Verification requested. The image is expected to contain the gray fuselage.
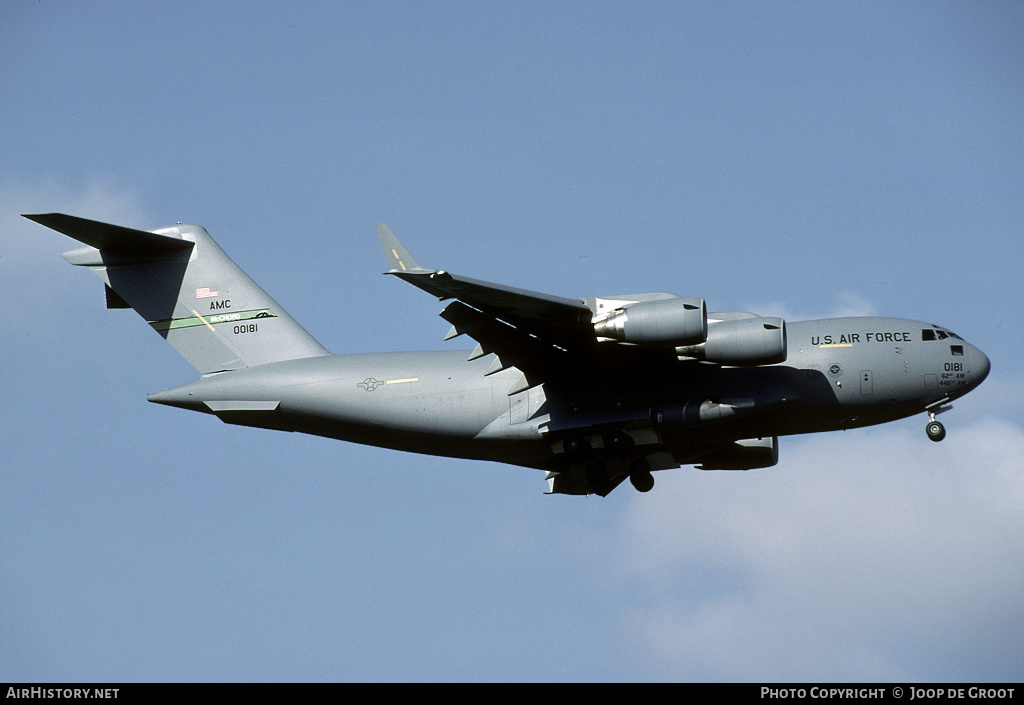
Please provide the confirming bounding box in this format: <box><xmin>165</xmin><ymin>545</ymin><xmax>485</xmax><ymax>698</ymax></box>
<box><xmin>149</xmin><ymin>316</ymin><xmax>990</xmax><ymax>473</ymax></box>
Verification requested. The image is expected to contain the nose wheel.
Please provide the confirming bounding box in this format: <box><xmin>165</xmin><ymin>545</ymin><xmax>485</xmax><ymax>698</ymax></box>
<box><xmin>924</xmin><ymin>399</ymin><xmax>952</xmax><ymax>442</ymax></box>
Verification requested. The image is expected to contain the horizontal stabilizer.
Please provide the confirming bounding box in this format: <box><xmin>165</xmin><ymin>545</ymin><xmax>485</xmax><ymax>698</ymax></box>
<box><xmin>23</xmin><ymin>213</ymin><xmax>194</xmax><ymax>255</ymax></box>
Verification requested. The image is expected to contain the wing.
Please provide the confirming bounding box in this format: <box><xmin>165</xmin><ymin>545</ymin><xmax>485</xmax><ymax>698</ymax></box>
<box><xmin>376</xmin><ymin>224</ymin><xmax>795</xmax><ymax>497</ymax></box>
<box><xmin>376</xmin><ymin>223</ymin><xmax>597</xmax><ymax>392</ymax></box>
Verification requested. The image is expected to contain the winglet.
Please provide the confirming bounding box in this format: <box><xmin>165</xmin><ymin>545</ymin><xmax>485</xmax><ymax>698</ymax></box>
<box><xmin>376</xmin><ymin>222</ymin><xmax>430</xmax><ymax>273</ymax></box>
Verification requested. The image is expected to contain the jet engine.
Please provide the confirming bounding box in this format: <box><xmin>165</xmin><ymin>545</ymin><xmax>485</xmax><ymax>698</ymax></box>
<box><xmin>697</xmin><ymin>437</ymin><xmax>779</xmax><ymax>470</ymax></box>
<box><xmin>676</xmin><ymin>316</ymin><xmax>787</xmax><ymax>366</ymax></box>
<box><xmin>593</xmin><ymin>297</ymin><xmax>707</xmax><ymax>346</ymax></box>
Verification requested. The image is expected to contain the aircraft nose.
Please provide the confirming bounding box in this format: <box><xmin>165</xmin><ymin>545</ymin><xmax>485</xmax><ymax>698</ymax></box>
<box><xmin>971</xmin><ymin>345</ymin><xmax>991</xmax><ymax>387</ymax></box>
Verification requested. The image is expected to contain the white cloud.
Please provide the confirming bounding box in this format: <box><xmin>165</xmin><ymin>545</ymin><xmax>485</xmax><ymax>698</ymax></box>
<box><xmin>612</xmin><ymin>416</ymin><xmax>1024</xmax><ymax>681</ymax></box>
<box><xmin>749</xmin><ymin>291</ymin><xmax>876</xmax><ymax>322</ymax></box>
<box><xmin>828</xmin><ymin>291</ymin><xmax>876</xmax><ymax>318</ymax></box>
<box><xmin>3</xmin><ymin>175</ymin><xmax>148</xmax><ymax>252</ymax></box>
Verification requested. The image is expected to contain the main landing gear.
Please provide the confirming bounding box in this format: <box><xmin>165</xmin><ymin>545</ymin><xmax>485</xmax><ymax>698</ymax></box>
<box><xmin>561</xmin><ymin>432</ymin><xmax>656</xmax><ymax>493</ymax></box>
<box><xmin>629</xmin><ymin>468</ymin><xmax>655</xmax><ymax>493</ymax></box>
<box><xmin>628</xmin><ymin>457</ymin><xmax>655</xmax><ymax>493</ymax></box>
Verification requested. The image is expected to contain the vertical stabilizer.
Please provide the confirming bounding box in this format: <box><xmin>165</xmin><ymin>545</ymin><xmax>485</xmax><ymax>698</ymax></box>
<box><xmin>26</xmin><ymin>213</ymin><xmax>330</xmax><ymax>373</ymax></box>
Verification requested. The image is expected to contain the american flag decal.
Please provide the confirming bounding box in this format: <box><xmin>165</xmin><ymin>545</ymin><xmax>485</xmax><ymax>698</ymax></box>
<box><xmin>196</xmin><ymin>287</ymin><xmax>218</xmax><ymax>299</ymax></box>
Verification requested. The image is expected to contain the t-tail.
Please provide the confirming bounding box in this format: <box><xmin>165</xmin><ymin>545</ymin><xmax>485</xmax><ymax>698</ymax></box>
<box><xmin>25</xmin><ymin>213</ymin><xmax>330</xmax><ymax>373</ymax></box>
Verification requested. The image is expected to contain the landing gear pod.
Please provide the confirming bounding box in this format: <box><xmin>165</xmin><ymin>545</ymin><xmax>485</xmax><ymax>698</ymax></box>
<box><xmin>697</xmin><ymin>437</ymin><xmax>779</xmax><ymax>470</ymax></box>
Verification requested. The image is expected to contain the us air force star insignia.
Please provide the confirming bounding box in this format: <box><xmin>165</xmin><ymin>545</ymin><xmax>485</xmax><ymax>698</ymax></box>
<box><xmin>358</xmin><ymin>377</ymin><xmax>384</xmax><ymax>391</ymax></box>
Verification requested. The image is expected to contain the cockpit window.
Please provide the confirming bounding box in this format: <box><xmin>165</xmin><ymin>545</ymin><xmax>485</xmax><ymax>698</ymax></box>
<box><xmin>922</xmin><ymin>327</ymin><xmax>962</xmax><ymax>342</ymax></box>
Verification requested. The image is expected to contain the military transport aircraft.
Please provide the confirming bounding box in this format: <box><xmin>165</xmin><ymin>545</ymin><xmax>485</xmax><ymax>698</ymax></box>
<box><xmin>26</xmin><ymin>213</ymin><xmax>990</xmax><ymax>496</ymax></box>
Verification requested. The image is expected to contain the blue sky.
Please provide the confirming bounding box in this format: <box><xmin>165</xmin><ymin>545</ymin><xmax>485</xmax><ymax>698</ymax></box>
<box><xmin>3</xmin><ymin>1</ymin><xmax>1023</xmax><ymax>682</ymax></box>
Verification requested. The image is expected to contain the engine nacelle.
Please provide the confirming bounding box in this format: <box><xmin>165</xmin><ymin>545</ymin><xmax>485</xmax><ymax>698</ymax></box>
<box><xmin>697</xmin><ymin>437</ymin><xmax>778</xmax><ymax>470</ymax></box>
<box><xmin>676</xmin><ymin>316</ymin><xmax>787</xmax><ymax>366</ymax></box>
<box><xmin>593</xmin><ymin>297</ymin><xmax>707</xmax><ymax>346</ymax></box>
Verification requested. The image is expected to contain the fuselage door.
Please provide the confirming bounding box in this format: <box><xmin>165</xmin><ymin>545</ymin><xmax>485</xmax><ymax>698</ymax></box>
<box><xmin>860</xmin><ymin>370</ymin><xmax>873</xmax><ymax>395</ymax></box>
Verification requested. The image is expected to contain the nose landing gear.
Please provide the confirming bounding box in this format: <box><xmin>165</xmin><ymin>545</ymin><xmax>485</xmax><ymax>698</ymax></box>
<box><xmin>924</xmin><ymin>399</ymin><xmax>952</xmax><ymax>442</ymax></box>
